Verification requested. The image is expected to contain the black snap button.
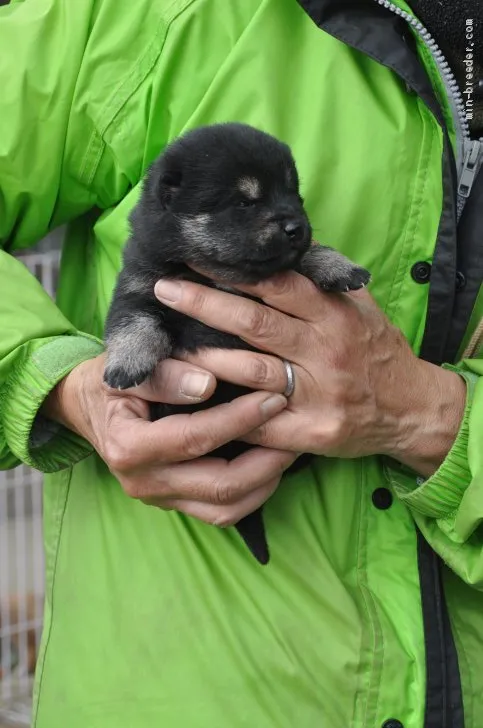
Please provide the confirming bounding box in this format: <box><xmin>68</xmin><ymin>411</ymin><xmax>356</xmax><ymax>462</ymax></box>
<box><xmin>372</xmin><ymin>488</ymin><xmax>393</xmax><ymax>510</ymax></box>
<box><xmin>382</xmin><ymin>721</ymin><xmax>404</xmax><ymax>728</ymax></box>
<box><xmin>411</xmin><ymin>261</ymin><xmax>431</xmax><ymax>283</ymax></box>
<box><xmin>456</xmin><ymin>271</ymin><xmax>466</xmax><ymax>291</ymax></box>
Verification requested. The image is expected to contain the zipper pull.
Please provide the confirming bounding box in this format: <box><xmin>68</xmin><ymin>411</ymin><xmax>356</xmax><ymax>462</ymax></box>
<box><xmin>458</xmin><ymin>139</ymin><xmax>482</xmax><ymax>199</ymax></box>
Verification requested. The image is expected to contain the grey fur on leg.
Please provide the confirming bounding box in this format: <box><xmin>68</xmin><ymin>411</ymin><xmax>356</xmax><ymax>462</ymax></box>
<box><xmin>300</xmin><ymin>245</ymin><xmax>371</xmax><ymax>292</ymax></box>
<box><xmin>104</xmin><ymin>313</ymin><xmax>172</xmax><ymax>390</ymax></box>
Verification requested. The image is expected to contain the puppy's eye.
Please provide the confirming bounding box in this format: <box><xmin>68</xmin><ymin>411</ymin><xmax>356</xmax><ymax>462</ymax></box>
<box><xmin>237</xmin><ymin>199</ymin><xmax>256</xmax><ymax>209</ymax></box>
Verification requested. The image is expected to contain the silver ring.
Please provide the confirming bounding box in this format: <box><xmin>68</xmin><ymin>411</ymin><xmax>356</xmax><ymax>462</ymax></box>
<box><xmin>282</xmin><ymin>359</ymin><xmax>295</xmax><ymax>397</ymax></box>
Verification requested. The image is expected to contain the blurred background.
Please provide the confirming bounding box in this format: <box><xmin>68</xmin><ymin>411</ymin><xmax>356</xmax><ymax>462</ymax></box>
<box><xmin>0</xmin><ymin>231</ymin><xmax>62</xmax><ymax>727</ymax></box>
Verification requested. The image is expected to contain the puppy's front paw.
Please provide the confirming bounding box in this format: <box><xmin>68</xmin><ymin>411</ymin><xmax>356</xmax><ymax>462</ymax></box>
<box><xmin>103</xmin><ymin>313</ymin><xmax>172</xmax><ymax>390</ymax></box>
<box><xmin>103</xmin><ymin>363</ymin><xmax>153</xmax><ymax>390</ymax></box>
<box><xmin>325</xmin><ymin>265</ymin><xmax>371</xmax><ymax>293</ymax></box>
<box><xmin>300</xmin><ymin>246</ymin><xmax>371</xmax><ymax>293</ymax></box>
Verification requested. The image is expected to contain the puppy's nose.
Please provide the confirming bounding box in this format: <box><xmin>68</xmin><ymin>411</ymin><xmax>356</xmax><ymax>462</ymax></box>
<box><xmin>283</xmin><ymin>219</ymin><xmax>304</xmax><ymax>244</ymax></box>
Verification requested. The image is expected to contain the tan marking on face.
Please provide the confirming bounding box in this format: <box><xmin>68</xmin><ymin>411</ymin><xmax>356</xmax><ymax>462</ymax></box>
<box><xmin>238</xmin><ymin>177</ymin><xmax>262</xmax><ymax>200</ymax></box>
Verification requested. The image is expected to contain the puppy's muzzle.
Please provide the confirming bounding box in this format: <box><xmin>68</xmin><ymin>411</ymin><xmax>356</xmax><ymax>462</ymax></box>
<box><xmin>276</xmin><ymin>214</ymin><xmax>311</xmax><ymax>254</ymax></box>
<box><xmin>283</xmin><ymin>218</ymin><xmax>306</xmax><ymax>246</ymax></box>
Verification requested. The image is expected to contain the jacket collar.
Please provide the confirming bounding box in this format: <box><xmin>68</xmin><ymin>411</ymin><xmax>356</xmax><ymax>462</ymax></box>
<box><xmin>296</xmin><ymin>0</ymin><xmax>441</xmax><ymax>123</ymax></box>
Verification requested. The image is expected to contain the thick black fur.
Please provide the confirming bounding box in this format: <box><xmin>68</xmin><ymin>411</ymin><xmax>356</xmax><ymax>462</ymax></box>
<box><xmin>104</xmin><ymin>123</ymin><xmax>370</xmax><ymax>565</ymax></box>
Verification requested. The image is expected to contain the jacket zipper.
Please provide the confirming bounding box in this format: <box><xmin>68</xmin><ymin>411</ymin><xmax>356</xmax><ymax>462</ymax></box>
<box><xmin>375</xmin><ymin>0</ymin><xmax>483</xmax><ymax>219</ymax></box>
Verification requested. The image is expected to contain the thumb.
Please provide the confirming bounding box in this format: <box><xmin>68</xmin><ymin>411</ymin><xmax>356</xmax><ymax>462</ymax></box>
<box><xmin>110</xmin><ymin>358</ymin><xmax>217</xmax><ymax>405</ymax></box>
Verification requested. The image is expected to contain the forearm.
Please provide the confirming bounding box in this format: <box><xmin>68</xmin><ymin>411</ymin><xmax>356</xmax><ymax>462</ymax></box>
<box><xmin>41</xmin><ymin>363</ymin><xmax>88</xmax><ymax>438</ymax></box>
<box><xmin>386</xmin><ymin>361</ymin><xmax>467</xmax><ymax>478</ymax></box>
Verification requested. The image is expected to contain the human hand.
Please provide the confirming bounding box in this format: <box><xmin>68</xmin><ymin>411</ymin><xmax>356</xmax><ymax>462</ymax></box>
<box><xmin>154</xmin><ymin>273</ymin><xmax>466</xmax><ymax>477</ymax></box>
<box><xmin>42</xmin><ymin>354</ymin><xmax>295</xmax><ymax>525</ymax></box>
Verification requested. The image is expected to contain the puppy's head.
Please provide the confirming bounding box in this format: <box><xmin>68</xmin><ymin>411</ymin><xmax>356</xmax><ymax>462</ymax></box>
<box><xmin>143</xmin><ymin>123</ymin><xmax>312</xmax><ymax>282</ymax></box>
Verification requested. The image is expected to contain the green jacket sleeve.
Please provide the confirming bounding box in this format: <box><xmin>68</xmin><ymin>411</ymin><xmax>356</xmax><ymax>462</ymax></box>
<box><xmin>0</xmin><ymin>0</ymin><xmax>113</xmax><ymax>472</ymax></box>
<box><xmin>386</xmin><ymin>353</ymin><xmax>483</xmax><ymax>589</ymax></box>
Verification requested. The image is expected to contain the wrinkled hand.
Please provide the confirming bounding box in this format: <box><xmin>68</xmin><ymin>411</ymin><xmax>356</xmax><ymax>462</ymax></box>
<box><xmin>154</xmin><ymin>273</ymin><xmax>466</xmax><ymax>477</ymax></box>
<box><xmin>42</xmin><ymin>354</ymin><xmax>295</xmax><ymax>525</ymax></box>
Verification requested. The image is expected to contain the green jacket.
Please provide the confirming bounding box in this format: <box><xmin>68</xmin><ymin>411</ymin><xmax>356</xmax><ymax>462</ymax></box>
<box><xmin>1</xmin><ymin>0</ymin><xmax>483</xmax><ymax>726</ymax></box>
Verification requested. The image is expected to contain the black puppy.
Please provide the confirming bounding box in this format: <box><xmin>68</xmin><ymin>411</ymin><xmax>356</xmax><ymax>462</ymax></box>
<box><xmin>104</xmin><ymin>123</ymin><xmax>370</xmax><ymax>564</ymax></box>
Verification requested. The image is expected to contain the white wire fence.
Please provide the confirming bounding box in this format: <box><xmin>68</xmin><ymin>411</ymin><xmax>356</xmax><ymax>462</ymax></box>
<box><xmin>0</xmin><ymin>249</ymin><xmax>61</xmax><ymax>726</ymax></box>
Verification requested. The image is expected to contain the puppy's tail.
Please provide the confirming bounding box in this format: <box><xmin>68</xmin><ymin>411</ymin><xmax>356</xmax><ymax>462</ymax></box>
<box><xmin>235</xmin><ymin>508</ymin><xmax>269</xmax><ymax>565</ymax></box>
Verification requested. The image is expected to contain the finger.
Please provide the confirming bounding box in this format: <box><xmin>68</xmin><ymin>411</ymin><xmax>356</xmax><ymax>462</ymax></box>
<box><xmin>188</xmin><ymin>263</ymin><xmax>328</xmax><ymax>322</ymax></box>
<box><xmin>112</xmin><ymin>358</ymin><xmax>216</xmax><ymax>404</ymax></box>
<box><xmin>132</xmin><ymin>446</ymin><xmax>295</xmax><ymax>505</ymax></box>
<box><xmin>234</xmin><ymin>270</ymin><xmax>329</xmax><ymax>321</ymax></box>
<box><xmin>180</xmin><ymin>349</ymin><xmax>289</xmax><ymax>394</ymax></box>
<box><xmin>236</xmin><ymin>274</ymin><xmax>379</xmax><ymax>329</ymax></box>
<box><xmin>166</xmin><ymin>478</ymin><xmax>280</xmax><ymax>527</ymax></box>
<box><xmin>164</xmin><ymin>440</ymin><xmax>296</xmax><ymax>510</ymax></box>
<box><xmin>154</xmin><ymin>279</ymin><xmax>307</xmax><ymax>360</ymax></box>
<box><xmin>240</xmin><ymin>410</ymin><xmax>321</xmax><ymax>452</ymax></box>
<box><xmin>108</xmin><ymin>390</ymin><xmax>288</xmax><ymax>468</ymax></box>
<box><xmin>162</xmin><ymin>445</ymin><xmax>295</xmax><ymax>504</ymax></box>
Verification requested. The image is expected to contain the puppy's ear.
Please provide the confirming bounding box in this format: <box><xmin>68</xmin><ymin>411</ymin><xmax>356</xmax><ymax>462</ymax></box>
<box><xmin>157</xmin><ymin>165</ymin><xmax>182</xmax><ymax>209</ymax></box>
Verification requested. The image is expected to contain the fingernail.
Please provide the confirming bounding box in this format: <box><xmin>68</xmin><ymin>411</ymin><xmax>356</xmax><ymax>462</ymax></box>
<box><xmin>155</xmin><ymin>280</ymin><xmax>182</xmax><ymax>303</ymax></box>
<box><xmin>259</xmin><ymin>393</ymin><xmax>287</xmax><ymax>417</ymax></box>
<box><xmin>180</xmin><ymin>372</ymin><xmax>212</xmax><ymax>399</ymax></box>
